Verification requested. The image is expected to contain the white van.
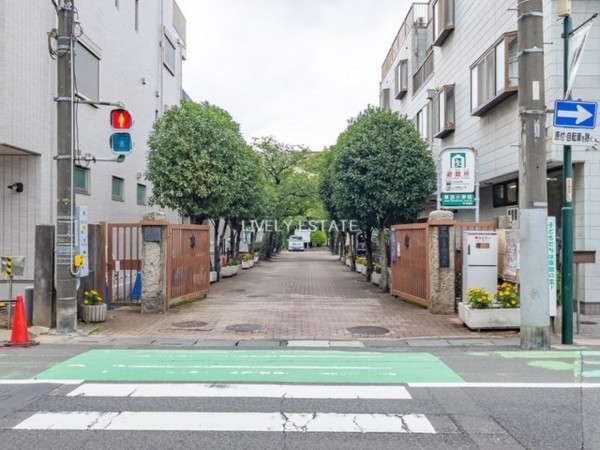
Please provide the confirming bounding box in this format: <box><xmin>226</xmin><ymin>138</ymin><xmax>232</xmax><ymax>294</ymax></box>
<box><xmin>288</xmin><ymin>235</ymin><xmax>304</xmax><ymax>251</ymax></box>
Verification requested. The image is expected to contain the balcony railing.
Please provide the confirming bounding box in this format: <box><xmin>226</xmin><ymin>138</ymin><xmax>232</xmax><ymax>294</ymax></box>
<box><xmin>381</xmin><ymin>3</ymin><xmax>429</xmax><ymax>79</ymax></box>
<box><xmin>413</xmin><ymin>51</ymin><xmax>434</xmax><ymax>94</ymax></box>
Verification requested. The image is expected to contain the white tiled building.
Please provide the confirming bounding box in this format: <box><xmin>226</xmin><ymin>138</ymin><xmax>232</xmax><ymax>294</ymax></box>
<box><xmin>0</xmin><ymin>0</ymin><xmax>186</xmax><ymax>297</ymax></box>
<box><xmin>380</xmin><ymin>0</ymin><xmax>600</xmax><ymax>313</ymax></box>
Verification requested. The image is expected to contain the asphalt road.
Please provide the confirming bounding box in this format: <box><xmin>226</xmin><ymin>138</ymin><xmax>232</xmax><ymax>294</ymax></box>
<box><xmin>1</xmin><ymin>345</ymin><xmax>599</xmax><ymax>449</ymax></box>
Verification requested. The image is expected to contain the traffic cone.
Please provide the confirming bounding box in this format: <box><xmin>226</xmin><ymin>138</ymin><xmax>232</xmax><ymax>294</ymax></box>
<box><xmin>4</xmin><ymin>295</ymin><xmax>39</xmax><ymax>347</ymax></box>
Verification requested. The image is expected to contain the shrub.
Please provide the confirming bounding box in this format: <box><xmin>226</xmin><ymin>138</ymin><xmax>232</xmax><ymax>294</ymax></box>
<box><xmin>373</xmin><ymin>263</ymin><xmax>382</xmax><ymax>274</ymax></box>
<box><xmin>311</xmin><ymin>230</ymin><xmax>327</xmax><ymax>247</ymax></box>
<box><xmin>495</xmin><ymin>282</ymin><xmax>520</xmax><ymax>308</ymax></box>
<box><xmin>226</xmin><ymin>258</ymin><xmax>238</xmax><ymax>267</ymax></box>
<box><xmin>467</xmin><ymin>287</ymin><xmax>492</xmax><ymax>309</ymax></box>
<box><xmin>242</xmin><ymin>253</ymin><xmax>253</xmax><ymax>262</ymax></box>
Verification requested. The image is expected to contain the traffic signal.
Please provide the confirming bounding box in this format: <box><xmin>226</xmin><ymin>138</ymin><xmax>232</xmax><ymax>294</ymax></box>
<box><xmin>109</xmin><ymin>109</ymin><xmax>132</xmax><ymax>154</ymax></box>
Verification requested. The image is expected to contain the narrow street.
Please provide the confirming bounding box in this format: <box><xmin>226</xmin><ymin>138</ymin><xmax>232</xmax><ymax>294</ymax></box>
<box><xmin>91</xmin><ymin>249</ymin><xmax>487</xmax><ymax>341</ymax></box>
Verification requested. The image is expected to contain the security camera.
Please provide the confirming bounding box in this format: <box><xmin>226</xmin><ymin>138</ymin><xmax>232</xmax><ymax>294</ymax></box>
<box><xmin>116</xmin><ymin>155</ymin><xmax>126</xmax><ymax>163</ymax></box>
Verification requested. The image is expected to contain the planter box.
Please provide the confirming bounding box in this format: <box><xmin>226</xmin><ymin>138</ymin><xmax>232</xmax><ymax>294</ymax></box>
<box><xmin>356</xmin><ymin>263</ymin><xmax>364</xmax><ymax>273</ymax></box>
<box><xmin>210</xmin><ymin>271</ymin><xmax>217</xmax><ymax>283</ymax></box>
<box><xmin>360</xmin><ymin>265</ymin><xmax>367</xmax><ymax>276</ymax></box>
<box><xmin>345</xmin><ymin>258</ymin><xmax>351</xmax><ymax>267</ymax></box>
<box><xmin>458</xmin><ymin>302</ymin><xmax>520</xmax><ymax>330</ymax></box>
<box><xmin>242</xmin><ymin>260</ymin><xmax>252</xmax><ymax>269</ymax></box>
<box><xmin>81</xmin><ymin>304</ymin><xmax>107</xmax><ymax>323</ymax></box>
<box><xmin>254</xmin><ymin>256</ymin><xmax>259</xmax><ymax>263</ymax></box>
<box><xmin>221</xmin><ymin>266</ymin><xmax>237</xmax><ymax>278</ymax></box>
<box><xmin>371</xmin><ymin>272</ymin><xmax>381</xmax><ymax>285</ymax></box>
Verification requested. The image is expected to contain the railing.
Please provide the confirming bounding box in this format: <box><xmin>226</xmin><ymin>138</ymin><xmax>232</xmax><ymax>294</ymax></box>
<box><xmin>381</xmin><ymin>3</ymin><xmax>429</xmax><ymax>78</ymax></box>
<box><xmin>413</xmin><ymin>50</ymin><xmax>434</xmax><ymax>94</ymax></box>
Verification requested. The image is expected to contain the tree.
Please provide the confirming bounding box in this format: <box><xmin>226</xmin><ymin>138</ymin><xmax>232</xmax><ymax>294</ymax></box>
<box><xmin>329</xmin><ymin>106</ymin><xmax>436</xmax><ymax>290</ymax></box>
<box><xmin>146</xmin><ymin>100</ymin><xmax>249</xmax><ymax>278</ymax></box>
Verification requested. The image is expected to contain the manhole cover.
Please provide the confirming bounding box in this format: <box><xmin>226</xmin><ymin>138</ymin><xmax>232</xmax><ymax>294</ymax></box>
<box><xmin>247</xmin><ymin>294</ymin><xmax>270</xmax><ymax>298</ymax></box>
<box><xmin>228</xmin><ymin>289</ymin><xmax>246</xmax><ymax>293</ymax></box>
<box><xmin>580</xmin><ymin>321</ymin><xmax>598</xmax><ymax>325</ymax></box>
<box><xmin>226</xmin><ymin>323</ymin><xmax>265</xmax><ymax>332</ymax></box>
<box><xmin>347</xmin><ymin>326</ymin><xmax>390</xmax><ymax>336</ymax></box>
<box><xmin>172</xmin><ymin>321</ymin><xmax>208</xmax><ymax>328</ymax></box>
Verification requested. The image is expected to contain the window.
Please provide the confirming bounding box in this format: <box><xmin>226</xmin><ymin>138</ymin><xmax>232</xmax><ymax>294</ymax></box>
<box><xmin>416</xmin><ymin>104</ymin><xmax>430</xmax><ymax>141</ymax></box>
<box><xmin>135</xmin><ymin>0</ymin><xmax>139</xmax><ymax>31</ymax></box>
<box><xmin>163</xmin><ymin>33</ymin><xmax>176</xmax><ymax>75</ymax></box>
<box><xmin>74</xmin><ymin>166</ymin><xmax>90</xmax><ymax>194</ymax></box>
<box><xmin>470</xmin><ymin>32</ymin><xmax>518</xmax><ymax>116</ymax></box>
<box><xmin>493</xmin><ymin>179</ymin><xmax>518</xmax><ymax>208</ymax></box>
<box><xmin>433</xmin><ymin>84</ymin><xmax>455</xmax><ymax>138</ymax></box>
<box><xmin>112</xmin><ymin>176</ymin><xmax>124</xmax><ymax>201</ymax></box>
<box><xmin>137</xmin><ymin>184</ymin><xmax>146</xmax><ymax>206</ymax></box>
<box><xmin>74</xmin><ymin>42</ymin><xmax>100</xmax><ymax>100</ymax></box>
<box><xmin>380</xmin><ymin>88</ymin><xmax>390</xmax><ymax>110</ymax></box>
<box><xmin>433</xmin><ymin>0</ymin><xmax>455</xmax><ymax>46</ymax></box>
<box><xmin>395</xmin><ymin>59</ymin><xmax>408</xmax><ymax>99</ymax></box>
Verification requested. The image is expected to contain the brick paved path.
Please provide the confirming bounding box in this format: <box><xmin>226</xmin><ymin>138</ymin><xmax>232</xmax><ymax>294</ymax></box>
<box><xmin>90</xmin><ymin>249</ymin><xmax>500</xmax><ymax>341</ymax></box>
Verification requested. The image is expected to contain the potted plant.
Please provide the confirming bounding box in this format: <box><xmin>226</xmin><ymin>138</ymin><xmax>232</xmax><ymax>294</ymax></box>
<box><xmin>221</xmin><ymin>258</ymin><xmax>239</xmax><ymax>277</ymax></box>
<box><xmin>458</xmin><ymin>285</ymin><xmax>520</xmax><ymax>330</ymax></box>
<box><xmin>355</xmin><ymin>257</ymin><xmax>365</xmax><ymax>273</ymax></box>
<box><xmin>242</xmin><ymin>253</ymin><xmax>253</xmax><ymax>269</ymax></box>
<box><xmin>81</xmin><ymin>290</ymin><xmax>107</xmax><ymax>323</ymax></box>
<box><xmin>345</xmin><ymin>252</ymin><xmax>352</xmax><ymax>267</ymax></box>
<box><xmin>371</xmin><ymin>263</ymin><xmax>382</xmax><ymax>285</ymax></box>
<box><xmin>253</xmin><ymin>251</ymin><xmax>260</xmax><ymax>263</ymax></box>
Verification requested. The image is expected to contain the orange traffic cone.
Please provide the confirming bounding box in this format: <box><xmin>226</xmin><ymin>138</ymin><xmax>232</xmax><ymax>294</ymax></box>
<box><xmin>4</xmin><ymin>295</ymin><xmax>39</xmax><ymax>347</ymax></box>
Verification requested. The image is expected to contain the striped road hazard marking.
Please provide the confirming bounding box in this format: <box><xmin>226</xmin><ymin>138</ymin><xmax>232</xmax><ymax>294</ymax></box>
<box><xmin>67</xmin><ymin>383</ymin><xmax>412</xmax><ymax>399</ymax></box>
<box><xmin>14</xmin><ymin>411</ymin><xmax>436</xmax><ymax>433</ymax></box>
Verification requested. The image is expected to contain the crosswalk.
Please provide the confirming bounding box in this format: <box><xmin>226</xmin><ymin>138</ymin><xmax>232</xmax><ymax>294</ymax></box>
<box><xmin>12</xmin><ymin>382</ymin><xmax>437</xmax><ymax>434</ymax></box>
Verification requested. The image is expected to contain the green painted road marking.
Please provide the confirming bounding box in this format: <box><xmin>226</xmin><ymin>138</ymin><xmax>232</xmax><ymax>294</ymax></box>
<box><xmin>32</xmin><ymin>350</ymin><xmax>464</xmax><ymax>384</ymax></box>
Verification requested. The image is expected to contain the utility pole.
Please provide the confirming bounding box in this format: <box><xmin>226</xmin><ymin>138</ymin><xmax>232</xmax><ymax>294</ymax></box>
<box><xmin>55</xmin><ymin>0</ymin><xmax>78</xmax><ymax>333</ymax></box>
<box><xmin>517</xmin><ymin>0</ymin><xmax>550</xmax><ymax>349</ymax></box>
<box><xmin>560</xmin><ymin>5</ymin><xmax>574</xmax><ymax>345</ymax></box>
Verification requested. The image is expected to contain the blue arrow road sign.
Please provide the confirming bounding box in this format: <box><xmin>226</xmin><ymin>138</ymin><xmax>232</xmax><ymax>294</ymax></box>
<box><xmin>554</xmin><ymin>100</ymin><xmax>597</xmax><ymax>129</ymax></box>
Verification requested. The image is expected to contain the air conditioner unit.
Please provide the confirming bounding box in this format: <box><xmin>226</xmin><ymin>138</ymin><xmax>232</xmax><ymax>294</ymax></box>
<box><xmin>507</xmin><ymin>207</ymin><xmax>519</xmax><ymax>229</ymax></box>
<box><xmin>426</xmin><ymin>89</ymin><xmax>436</xmax><ymax>100</ymax></box>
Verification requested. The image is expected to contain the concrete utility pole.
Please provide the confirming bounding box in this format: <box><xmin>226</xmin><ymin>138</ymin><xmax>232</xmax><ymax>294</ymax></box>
<box><xmin>55</xmin><ymin>0</ymin><xmax>78</xmax><ymax>333</ymax></box>
<box><xmin>517</xmin><ymin>0</ymin><xmax>550</xmax><ymax>349</ymax></box>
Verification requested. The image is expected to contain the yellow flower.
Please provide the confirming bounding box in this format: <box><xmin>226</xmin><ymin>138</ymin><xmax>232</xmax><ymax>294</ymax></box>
<box><xmin>511</xmin><ymin>300</ymin><xmax>516</xmax><ymax>305</ymax></box>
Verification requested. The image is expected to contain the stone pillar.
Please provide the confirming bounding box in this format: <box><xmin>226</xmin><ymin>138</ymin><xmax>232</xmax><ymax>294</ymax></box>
<box><xmin>428</xmin><ymin>210</ymin><xmax>455</xmax><ymax>315</ymax></box>
<box><xmin>33</xmin><ymin>225</ymin><xmax>56</xmax><ymax>327</ymax></box>
<box><xmin>141</xmin><ymin>212</ymin><xmax>169</xmax><ymax>314</ymax></box>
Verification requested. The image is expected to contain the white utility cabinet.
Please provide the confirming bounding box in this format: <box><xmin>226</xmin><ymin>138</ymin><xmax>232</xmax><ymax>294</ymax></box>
<box><xmin>462</xmin><ymin>231</ymin><xmax>498</xmax><ymax>301</ymax></box>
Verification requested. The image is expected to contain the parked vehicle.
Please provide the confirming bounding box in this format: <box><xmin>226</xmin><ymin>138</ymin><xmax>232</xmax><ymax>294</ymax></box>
<box><xmin>288</xmin><ymin>235</ymin><xmax>304</xmax><ymax>252</ymax></box>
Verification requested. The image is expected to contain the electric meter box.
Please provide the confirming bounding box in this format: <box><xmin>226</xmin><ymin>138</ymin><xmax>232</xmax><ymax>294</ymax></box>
<box><xmin>462</xmin><ymin>231</ymin><xmax>498</xmax><ymax>302</ymax></box>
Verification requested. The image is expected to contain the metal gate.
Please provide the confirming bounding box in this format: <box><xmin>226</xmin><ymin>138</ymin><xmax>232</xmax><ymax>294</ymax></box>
<box><xmin>166</xmin><ymin>224</ymin><xmax>210</xmax><ymax>304</ymax></box>
<box><xmin>391</xmin><ymin>223</ymin><xmax>429</xmax><ymax>307</ymax></box>
<box><xmin>106</xmin><ymin>223</ymin><xmax>142</xmax><ymax>304</ymax></box>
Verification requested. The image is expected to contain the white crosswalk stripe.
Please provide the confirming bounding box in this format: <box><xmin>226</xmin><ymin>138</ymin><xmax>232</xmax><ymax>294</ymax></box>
<box><xmin>12</xmin><ymin>382</ymin><xmax>437</xmax><ymax>434</ymax></box>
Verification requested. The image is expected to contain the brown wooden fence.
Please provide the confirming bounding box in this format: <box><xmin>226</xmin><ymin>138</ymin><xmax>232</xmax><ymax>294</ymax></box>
<box><xmin>166</xmin><ymin>224</ymin><xmax>210</xmax><ymax>305</ymax></box>
<box><xmin>391</xmin><ymin>223</ymin><xmax>430</xmax><ymax>307</ymax></box>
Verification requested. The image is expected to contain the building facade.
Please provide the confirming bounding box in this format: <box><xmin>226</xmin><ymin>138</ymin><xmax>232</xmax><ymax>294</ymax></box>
<box><xmin>380</xmin><ymin>0</ymin><xmax>600</xmax><ymax>313</ymax></box>
<box><xmin>0</xmin><ymin>0</ymin><xmax>186</xmax><ymax>297</ymax></box>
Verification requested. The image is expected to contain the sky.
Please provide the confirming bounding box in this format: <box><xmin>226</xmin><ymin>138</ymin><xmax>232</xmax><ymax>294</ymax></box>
<box><xmin>176</xmin><ymin>0</ymin><xmax>412</xmax><ymax>151</ymax></box>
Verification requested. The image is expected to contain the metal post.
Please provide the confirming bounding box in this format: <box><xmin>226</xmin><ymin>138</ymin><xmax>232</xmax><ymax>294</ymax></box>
<box><xmin>517</xmin><ymin>0</ymin><xmax>550</xmax><ymax>349</ymax></box>
<box><xmin>55</xmin><ymin>1</ymin><xmax>78</xmax><ymax>333</ymax></box>
<box><xmin>561</xmin><ymin>14</ymin><xmax>574</xmax><ymax>345</ymax></box>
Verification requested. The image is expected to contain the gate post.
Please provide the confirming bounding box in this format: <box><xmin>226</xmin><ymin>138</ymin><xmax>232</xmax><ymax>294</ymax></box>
<box><xmin>141</xmin><ymin>212</ymin><xmax>169</xmax><ymax>314</ymax></box>
<box><xmin>428</xmin><ymin>211</ymin><xmax>455</xmax><ymax>314</ymax></box>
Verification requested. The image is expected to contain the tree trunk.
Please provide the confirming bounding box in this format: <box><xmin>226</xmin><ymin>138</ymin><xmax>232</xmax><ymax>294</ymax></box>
<box><xmin>229</xmin><ymin>226</ymin><xmax>236</xmax><ymax>259</ymax></box>
<box><xmin>235</xmin><ymin>226</ymin><xmax>242</xmax><ymax>257</ymax></box>
<box><xmin>365</xmin><ymin>227</ymin><xmax>373</xmax><ymax>279</ymax></box>
<box><xmin>329</xmin><ymin>231</ymin><xmax>335</xmax><ymax>254</ymax></box>
<box><xmin>380</xmin><ymin>226</ymin><xmax>390</xmax><ymax>292</ymax></box>
<box><xmin>350</xmin><ymin>233</ymin><xmax>356</xmax><ymax>271</ymax></box>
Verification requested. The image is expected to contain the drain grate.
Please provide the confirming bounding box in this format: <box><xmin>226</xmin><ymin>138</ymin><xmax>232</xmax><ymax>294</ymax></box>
<box><xmin>172</xmin><ymin>321</ymin><xmax>208</xmax><ymax>328</ymax></box>
<box><xmin>226</xmin><ymin>323</ymin><xmax>265</xmax><ymax>332</ymax></box>
<box><xmin>227</xmin><ymin>289</ymin><xmax>246</xmax><ymax>293</ymax></box>
<box><xmin>247</xmin><ymin>294</ymin><xmax>271</xmax><ymax>298</ymax></box>
<box><xmin>347</xmin><ymin>326</ymin><xmax>390</xmax><ymax>336</ymax></box>
<box><xmin>580</xmin><ymin>321</ymin><xmax>598</xmax><ymax>325</ymax></box>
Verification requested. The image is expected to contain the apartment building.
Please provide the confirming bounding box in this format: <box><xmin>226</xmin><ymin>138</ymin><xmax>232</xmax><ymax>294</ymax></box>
<box><xmin>380</xmin><ymin>0</ymin><xmax>600</xmax><ymax>313</ymax></box>
<box><xmin>0</xmin><ymin>0</ymin><xmax>186</xmax><ymax>297</ymax></box>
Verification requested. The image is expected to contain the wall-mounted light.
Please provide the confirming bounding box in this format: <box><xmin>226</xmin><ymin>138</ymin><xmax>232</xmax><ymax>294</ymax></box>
<box><xmin>7</xmin><ymin>182</ymin><xmax>23</xmax><ymax>193</ymax></box>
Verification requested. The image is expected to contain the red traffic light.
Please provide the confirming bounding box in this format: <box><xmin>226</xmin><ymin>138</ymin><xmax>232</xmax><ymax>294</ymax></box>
<box><xmin>110</xmin><ymin>109</ymin><xmax>132</xmax><ymax>129</ymax></box>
